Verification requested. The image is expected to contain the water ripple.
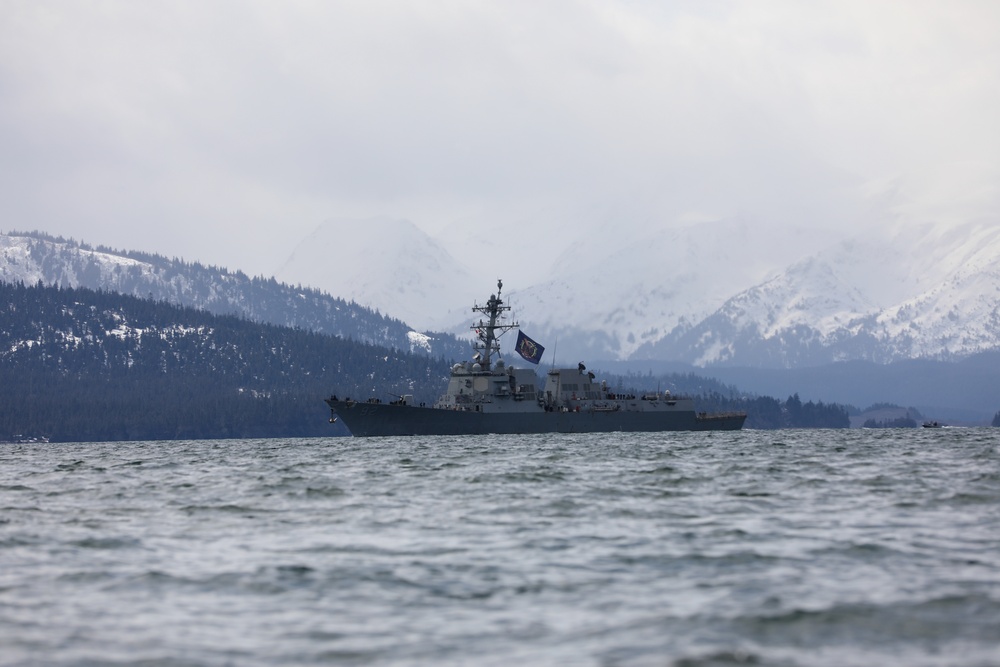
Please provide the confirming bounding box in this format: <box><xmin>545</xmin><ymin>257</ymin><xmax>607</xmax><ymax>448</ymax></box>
<box><xmin>1</xmin><ymin>429</ymin><xmax>998</xmax><ymax>666</ymax></box>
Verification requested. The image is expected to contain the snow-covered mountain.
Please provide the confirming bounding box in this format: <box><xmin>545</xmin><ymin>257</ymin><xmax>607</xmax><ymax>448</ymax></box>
<box><xmin>637</xmin><ymin>221</ymin><xmax>1000</xmax><ymax>366</ymax></box>
<box><xmin>873</xmin><ymin>223</ymin><xmax>1000</xmax><ymax>357</ymax></box>
<box><xmin>272</xmin><ymin>216</ymin><xmax>845</xmax><ymax>362</ymax></box>
<box><xmin>274</xmin><ymin>217</ymin><xmax>480</xmax><ymax>331</ymax></box>
<box><xmin>273</xmin><ymin>216</ymin><xmax>1000</xmax><ymax>368</ymax></box>
<box><xmin>503</xmin><ymin>218</ymin><xmax>839</xmax><ymax>363</ymax></box>
<box><xmin>0</xmin><ymin>231</ymin><xmax>468</xmax><ymax>359</ymax></box>
<box><xmin>7</xmin><ymin>212</ymin><xmax>1000</xmax><ymax>370</ymax></box>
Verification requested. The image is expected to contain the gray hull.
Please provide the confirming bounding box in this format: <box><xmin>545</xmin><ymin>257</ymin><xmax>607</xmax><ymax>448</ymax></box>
<box><xmin>327</xmin><ymin>400</ymin><xmax>746</xmax><ymax>437</ymax></box>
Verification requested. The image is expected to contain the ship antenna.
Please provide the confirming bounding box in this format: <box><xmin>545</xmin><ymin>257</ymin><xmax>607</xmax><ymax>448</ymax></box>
<box><xmin>470</xmin><ymin>277</ymin><xmax>517</xmax><ymax>369</ymax></box>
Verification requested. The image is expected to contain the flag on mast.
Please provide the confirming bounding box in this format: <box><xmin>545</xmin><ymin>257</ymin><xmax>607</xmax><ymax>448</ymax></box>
<box><xmin>515</xmin><ymin>330</ymin><xmax>545</xmax><ymax>364</ymax></box>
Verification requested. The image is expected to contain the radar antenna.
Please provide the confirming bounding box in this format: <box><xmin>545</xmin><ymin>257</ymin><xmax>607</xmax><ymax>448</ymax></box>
<box><xmin>470</xmin><ymin>279</ymin><xmax>518</xmax><ymax>369</ymax></box>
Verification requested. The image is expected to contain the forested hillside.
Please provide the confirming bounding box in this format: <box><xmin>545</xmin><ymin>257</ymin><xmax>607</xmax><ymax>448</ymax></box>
<box><xmin>1</xmin><ymin>281</ymin><xmax>850</xmax><ymax>441</ymax></box>
<box><xmin>0</xmin><ymin>281</ymin><xmax>451</xmax><ymax>441</ymax></box>
<box><xmin>1</xmin><ymin>231</ymin><xmax>468</xmax><ymax>360</ymax></box>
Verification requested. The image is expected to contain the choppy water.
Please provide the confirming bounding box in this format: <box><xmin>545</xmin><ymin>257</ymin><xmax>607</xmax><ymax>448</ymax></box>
<box><xmin>2</xmin><ymin>429</ymin><xmax>999</xmax><ymax>666</ymax></box>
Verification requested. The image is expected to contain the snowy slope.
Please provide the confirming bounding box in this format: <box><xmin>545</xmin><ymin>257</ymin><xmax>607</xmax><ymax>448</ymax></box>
<box><xmin>874</xmin><ymin>223</ymin><xmax>1000</xmax><ymax>358</ymax></box>
<box><xmin>644</xmin><ymin>220</ymin><xmax>1000</xmax><ymax>366</ymax></box>
<box><xmin>274</xmin><ymin>217</ymin><xmax>480</xmax><ymax>331</ymax></box>
<box><xmin>504</xmin><ymin>218</ymin><xmax>839</xmax><ymax>362</ymax></box>
<box><xmin>8</xmin><ymin>212</ymin><xmax>1000</xmax><ymax>369</ymax></box>
<box><xmin>1</xmin><ymin>233</ymin><xmax>156</xmax><ymax>286</ymax></box>
<box><xmin>0</xmin><ymin>232</ymin><xmax>469</xmax><ymax>359</ymax></box>
<box><xmin>272</xmin><ymin>214</ymin><xmax>1000</xmax><ymax>367</ymax></box>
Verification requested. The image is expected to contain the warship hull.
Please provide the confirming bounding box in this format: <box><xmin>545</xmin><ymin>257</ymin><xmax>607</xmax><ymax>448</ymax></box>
<box><xmin>327</xmin><ymin>399</ymin><xmax>747</xmax><ymax>437</ymax></box>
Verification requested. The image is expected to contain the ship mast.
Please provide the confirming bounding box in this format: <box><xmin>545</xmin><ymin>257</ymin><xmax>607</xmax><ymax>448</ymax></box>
<box><xmin>471</xmin><ymin>278</ymin><xmax>518</xmax><ymax>370</ymax></box>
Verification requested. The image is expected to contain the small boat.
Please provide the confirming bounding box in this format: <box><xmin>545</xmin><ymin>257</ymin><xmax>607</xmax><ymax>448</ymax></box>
<box><xmin>326</xmin><ymin>280</ymin><xmax>747</xmax><ymax>437</ymax></box>
<box><xmin>922</xmin><ymin>421</ymin><xmax>945</xmax><ymax>428</ymax></box>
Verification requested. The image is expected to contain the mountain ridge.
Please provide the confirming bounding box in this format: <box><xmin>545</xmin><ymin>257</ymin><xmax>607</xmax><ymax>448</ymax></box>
<box><xmin>0</xmin><ymin>230</ymin><xmax>468</xmax><ymax>361</ymax></box>
<box><xmin>275</xmin><ymin>216</ymin><xmax>480</xmax><ymax>331</ymax></box>
<box><xmin>3</xmin><ymin>251</ymin><xmax>995</xmax><ymax>423</ymax></box>
<box><xmin>272</xmin><ymin>217</ymin><xmax>1000</xmax><ymax>367</ymax></box>
<box><xmin>642</xmin><ymin>222</ymin><xmax>1000</xmax><ymax>366</ymax></box>
<box><xmin>5</xmin><ymin>216</ymin><xmax>1000</xmax><ymax>372</ymax></box>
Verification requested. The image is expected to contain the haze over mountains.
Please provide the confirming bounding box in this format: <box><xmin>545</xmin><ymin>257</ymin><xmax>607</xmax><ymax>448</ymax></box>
<box><xmin>275</xmin><ymin>217</ymin><xmax>480</xmax><ymax>331</ymax></box>
<box><xmin>275</xmin><ymin>217</ymin><xmax>1000</xmax><ymax>368</ymax></box>
<box><xmin>4</xmin><ymin>227</ymin><xmax>999</xmax><ymax>422</ymax></box>
<box><xmin>5</xmin><ymin>219</ymin><xmax>1000</xmax><ymax>371</ymax></box>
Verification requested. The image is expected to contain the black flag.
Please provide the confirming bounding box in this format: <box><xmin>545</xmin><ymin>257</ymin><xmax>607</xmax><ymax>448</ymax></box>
<box><xmin>515</xmin><ymin>330</ymin><xmax>545</xmax><ymax>364</ymax></box>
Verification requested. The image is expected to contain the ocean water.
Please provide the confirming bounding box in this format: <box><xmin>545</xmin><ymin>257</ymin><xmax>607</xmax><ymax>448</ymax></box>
<box><xmin>1</xmin><ymin>429</ymin><xmax>999</xmax><ymax>667</ymax></box>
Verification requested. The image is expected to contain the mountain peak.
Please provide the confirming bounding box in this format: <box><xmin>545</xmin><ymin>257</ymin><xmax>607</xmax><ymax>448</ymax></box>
<box><xmin>274</xmin><ymin>217</ymin><xmax>479</xmax><ymax>330</ymax></box>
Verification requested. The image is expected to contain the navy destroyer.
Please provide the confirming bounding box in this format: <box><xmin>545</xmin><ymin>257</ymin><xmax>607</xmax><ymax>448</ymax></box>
<box><xmin>325</xmin><ymin>280</ymin><xmax>746</xmax><ymax>436</ymax></box>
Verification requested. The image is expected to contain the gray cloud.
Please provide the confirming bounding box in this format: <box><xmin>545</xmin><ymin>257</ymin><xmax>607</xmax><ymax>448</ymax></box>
<box><xmin>1</xmin><ymin>1</ymin><xmax>997</xmax><ymax>277</ymax></box>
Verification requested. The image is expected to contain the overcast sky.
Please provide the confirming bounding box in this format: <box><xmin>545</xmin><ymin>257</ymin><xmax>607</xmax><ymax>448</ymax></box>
<box><xmin>2</xmin><ymin>1</ymin><xmax>998</xmax><ymax>278</ymax></box>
